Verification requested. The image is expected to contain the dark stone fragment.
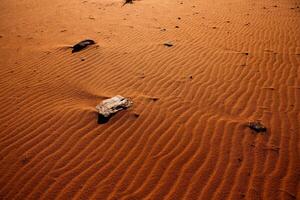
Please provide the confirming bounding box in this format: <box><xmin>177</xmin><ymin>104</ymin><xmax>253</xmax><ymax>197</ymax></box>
<box><xmin>72</xmin><ymin>39</ymin><xmax>95</xmax><ymax>53</ymax></box>
<box><xmin>122</xmin><ymin>0</ymin><xmax>133</xmax><ymax>6</ymax></box>
<box><xmin>248</xmin><ymin>121</ymin><xmax>267</xmax><ymax>133</ymax></box>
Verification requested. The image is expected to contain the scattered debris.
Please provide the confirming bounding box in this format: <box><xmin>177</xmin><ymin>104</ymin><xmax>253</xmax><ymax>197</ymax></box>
<box><xmin>248</xmin><ymin>121</ymin><xmax>267</xmax><ymax>133</ymax></box>
<box><xmin>122</xmin><ymin>0</ymin><xmax>133</xmax><ymax>6</ymax></box>
<box><xmin>263</xmin><ymin>146</ymin><xmax>280</xmax><ymax>152</ymax></box>
<box><xmin>133</xmin><ymin>113</ymin><xmax>140</xmax><ymax>118</ymax></box>
<box><xmin>72</xmin><ymin>39</ymin><xmax>96</xmax><ymax>53</ymax></box>
<box><xmin>163</xmin><ymin>42</ymin><xmax>173</xmax><ymax>47</ymax></box>
<box><xmin>138</xmin><ymin>72</ymin><xmax>145</xmax><ymax>79</ymax></box>
<box><xmin>150</xmin><ymin>97</ymin><xmax>159</xmax><ymax>101</ymax></box>
<box><xmin>96</xmin><ymin>95</ymin><xmax>133</xmax><ymax>124</ymax></box>
<box><xmin>20</xmin><ymin>156</ymin><xmax>30</xmax><ymax>165</ymax></box>
<box><xmin>279</xmin><ymin>189</ymin><xmax>297</xmax><ymax>199</ymax></box>
<box><xmin>262</xmin><ymin>87</ymin><xmax>275</xmax><ymax>90</ymax></box>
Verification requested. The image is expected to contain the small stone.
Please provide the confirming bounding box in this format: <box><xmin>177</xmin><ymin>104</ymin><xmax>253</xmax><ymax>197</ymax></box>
<box><xmin>151</xmin><ymin>97</ymin><xmax>159</xmax><ymax>101</ymax></box>
<box><xmin>248</xmin><ymin>121</ymin><xmax>267</xmax><ymax>133</ymax></box>
<box><xmin>21</xmin><ymin>157</ymin><xmax>30</xmax><ymax>165</ymax></box>
<box><xmin>122</xmin><ymin>0</ymin><xmax>133</xmax><ymax>6</ymax></box>
<box><xmin>163</xmin><ymin>42</ymin><xmax>173</xmax><ymax>47</ymax></box>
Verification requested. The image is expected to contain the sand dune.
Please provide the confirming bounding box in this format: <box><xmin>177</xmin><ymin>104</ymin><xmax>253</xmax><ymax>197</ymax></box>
<box><xmin>0</xmin><ymin>0</ymin><xmax>299</xmax><ymax>199</ymax></box>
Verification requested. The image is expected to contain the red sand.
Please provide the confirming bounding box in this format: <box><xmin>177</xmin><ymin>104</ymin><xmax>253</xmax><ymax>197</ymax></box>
<box><xmin>0</xmin><ymin>0</ymin><xmax>299</xmax><ymax>199</ymax></box>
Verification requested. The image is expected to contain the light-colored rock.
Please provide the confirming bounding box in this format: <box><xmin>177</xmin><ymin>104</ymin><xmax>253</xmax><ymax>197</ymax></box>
<box><xmin>96</xmin><ymin>95</ymin><xmax>133</xmax><ymax>123</ymax></box>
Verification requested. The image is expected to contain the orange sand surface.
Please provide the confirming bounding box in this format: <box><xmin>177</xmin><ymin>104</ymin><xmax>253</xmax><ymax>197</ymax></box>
<box><xmin>0</xmin><ymin>0</ymin><xmax>299</xmax><ymax>199</ymax></box>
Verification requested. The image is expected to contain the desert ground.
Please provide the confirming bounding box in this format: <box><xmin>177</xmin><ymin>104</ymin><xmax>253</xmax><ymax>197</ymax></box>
<box><xmin>0</xmin><ymin>0</ymin><xmax>299</xmax><ymax>199</ymax></box>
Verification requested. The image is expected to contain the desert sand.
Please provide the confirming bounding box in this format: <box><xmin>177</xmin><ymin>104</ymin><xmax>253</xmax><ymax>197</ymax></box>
<box><xmin>0</xmin><ymin>0</ymin><xmax>299</xmax><ymax>199</ymax></box>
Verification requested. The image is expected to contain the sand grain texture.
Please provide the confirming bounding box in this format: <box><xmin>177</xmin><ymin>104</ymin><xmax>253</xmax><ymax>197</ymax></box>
<box><xmin>0</xmin><ymin>0</ymin><xmax>299</xmax><ymax>199</ymax></box>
